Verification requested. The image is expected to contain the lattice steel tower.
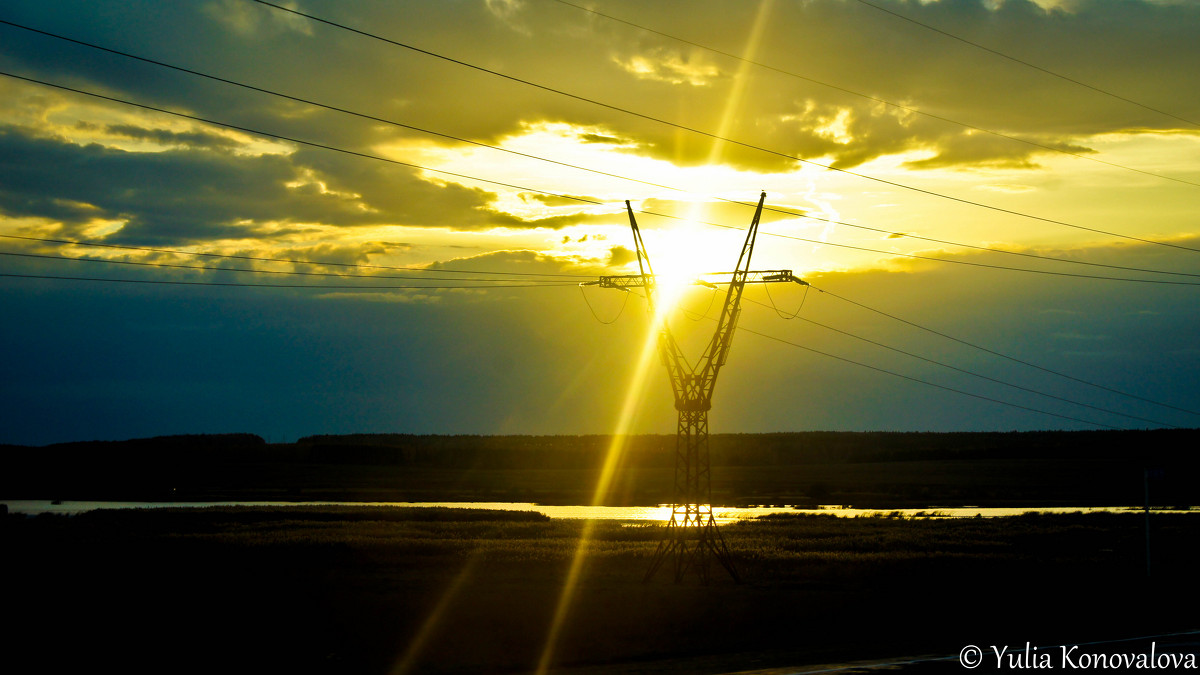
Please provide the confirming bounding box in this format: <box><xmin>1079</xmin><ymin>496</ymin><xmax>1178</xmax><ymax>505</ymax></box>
<box><xmin>585</xmin><ymin>192</ymin><xmax>806</xmax><ymax>583</ymax></box>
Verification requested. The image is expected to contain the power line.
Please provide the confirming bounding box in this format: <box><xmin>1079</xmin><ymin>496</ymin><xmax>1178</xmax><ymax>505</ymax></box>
<box><xmin>0</xmin><ymin>272</ymin><xmax>576</xmax><ymax>289</ymax></box>
<box><xmin>36</xmin><ymin>250</ymin><xmax>1143</xmax><ymax>432</ymax></box>
<box><xmin>0</xmin><ymin>234</ymin><xmax>588</xmax><ymax>278</ymax></box>
<box><xmin>249</xmin><ymin>0</ymin><xmax>1200</xmax><ymax>256</ymax></box>
<box><xmin>5</xmin><ymin>70</ymin><xmax>1199</xmax><ymax>289</ymax></box>
<box><xmin>0</xmin><ymin>68</ymin><xmax>622</xmax><ymax>235</ymax></box>
<box><xmin>0</xmin><ymin>15</ymin><xmax>1184</xmax><ymax>434</ymax></box>
<box><xmin>547</xmin><ymin>0</ymin><xmax>1200</xmax><ymax>189</ymax></box>
<box><xmin>652</xmin><ymin>290</ymin><xmax>1120</xmax><ymax>429</ymax></box>
<box><xmin>851</xmin><ymin>0</ymin><xmax>1200</xmax><ymax>129</ymax></box>
<box><xmin>659</xmin><ymin>284</ymin><xmax>1175</xmax><ymax>426</ymax></box>
<box><xmin>740</xmin><ymin>294</ymin><xmax>1176</xmax><ymax>428</ymax></box>
<box><xmin>741</xmin><ymin>324</ymin><xmax>1118</xmax><ymax>429</ymax></box>
<box><xmin>44</xmin><ymin>236</ymin><xmax>1142</xmax><ymax>425</ymax></box>
<box><xmin>578</xmin><ymin>284</ymin><xmax>630</xmax><ymax>324</ymax></box>
<box><xmin>4</xmin><ymin>258</ymin><xmax>1159</xmax><ymax>428</ymax></box>
<box><xmin>811</xmin><ymin>285</ymin><xmax>1200</xmax><ymax>418</ymax></box>
<box><xmin>747</xmin><ymin>227</ymin><xmax>1200</xmax><ymax>286</ymax></box>
<box><xmin>0</xmin><ymin>250</ymin><xmax>575</xmax><ymax>283</ymax></box>
<box><xmin>0</xmin><ymin>19</ymin><xmax>696</xmax><ymax>218</ymax></box>
<box><xmin>741</xmin><ymin>204</ymin><xmax>1200</xmax><ymax>281</ymax></box>
<box><xmin>5</xmin><ymin>17</ymin><xmax>1197</xmax><ymax>283</ymax></box>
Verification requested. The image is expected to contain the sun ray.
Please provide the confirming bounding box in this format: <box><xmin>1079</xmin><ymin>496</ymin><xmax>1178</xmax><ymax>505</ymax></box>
<box><xmin>536</xmin><ymin>11</ymin><xmax>784</xmax><ymax>655</ymax></box>
<box><xmin>389</xmin><ymin>554</ymin><xmax>482</xmax><ymax>675</ymax></box>
<box><xmin>534</xmin><ymin>306</ymin><xmax>664</xmax><ymax>674</ymax></box>
<box><xmin>706</xmin><ymin>0</ymin><xmax>775</xmax><ymax>166</ymax></box>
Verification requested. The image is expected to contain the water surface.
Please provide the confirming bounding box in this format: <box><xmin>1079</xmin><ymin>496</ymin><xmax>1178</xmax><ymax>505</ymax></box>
<box><xmin>5</xmin><ymin>500</ymin><xmax>1194</xmax><ymax>522</ymax></box>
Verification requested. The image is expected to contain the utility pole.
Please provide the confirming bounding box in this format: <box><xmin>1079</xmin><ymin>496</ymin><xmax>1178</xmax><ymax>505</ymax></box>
<box><xmin>584</xmin><ymin>192</ymin><xmax>806</xmax><ymax>583</ymax></box>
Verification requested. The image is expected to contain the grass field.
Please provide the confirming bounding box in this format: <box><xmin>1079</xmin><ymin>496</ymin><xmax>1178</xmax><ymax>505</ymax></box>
<box><xmin>4</xmin><ymin>506</ymin><xmax>1197</xmax><ymax>674</ymax></box>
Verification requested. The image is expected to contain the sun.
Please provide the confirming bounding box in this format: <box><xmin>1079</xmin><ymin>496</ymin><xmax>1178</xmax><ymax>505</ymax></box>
<box><xmin>639</xmin><ymin>219</ymin><xmax>744</xmax><ymax>312</ymax></box>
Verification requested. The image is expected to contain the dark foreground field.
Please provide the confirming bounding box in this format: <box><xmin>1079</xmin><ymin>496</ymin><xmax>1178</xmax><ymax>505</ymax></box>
<box><xmin>4</xmin><ymin>507</ymin><xmax>1198</xmax><ymax>674</ymax></box>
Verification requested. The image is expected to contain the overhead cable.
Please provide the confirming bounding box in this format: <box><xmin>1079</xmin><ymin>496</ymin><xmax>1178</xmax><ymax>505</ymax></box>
<box><xmin>0</xmin><ymin>272</ymin><xmax>576</xmax><ymax>289</ymax></box>
<box><xmin>740</xmin><ymin>324</ymin><xmax>1118</xmax><ymax>429</ymax></box>
<box><xmin>0</xmin><ymin>250</ymin><xmax>576</xmax><ymax>283</ymax></box>
<box><xmin>741</xmin><ymin>294</ymin><xmax>1176</xmax><ymax>428</ymax></box>
<box><xmin>812</xmin><ymin>285</ymin><xmax>1200</xmax><ymax>418</ymax></box>
<box><xmin>578</xmin><ymin>284</ymin><xmax>630</xmax><ymax>324</ymax></box>
<box><xmin>5</xmin><ymin>70</ymin><xmax>1198</xmax><ymax>288</ymax></box>
<box><xmin>0</xmin><ymin>234</ymin><xmax>588</xmax><ymax>278</ymax></box>
<box><xmin>654</xmin><ymin>290</ymin><xmax>1119</xmax><ymax>429</ymax></box>
<box><xmin>851</xmin><ymin>0</ymin><xmax>1200</xmax><ymax>129</ymax></box>
<box><xmin>248</xmin><ymin>0</ymin><xmax>1200</xmax><ymax>255</ymax></box>
<box><xmin>547</xmin><ymin>0</ymin><xmax>1200</xmax><ymax>188</ymax></box>
<box><xmin>0</xmin><ymin>70</ymin><xmax>614</xmax><ymax>234</ymax></box>
<box><xmin>4</xmin><ymin>18</ymin><xmax>1197</xmax><ymax>282</ymax></box>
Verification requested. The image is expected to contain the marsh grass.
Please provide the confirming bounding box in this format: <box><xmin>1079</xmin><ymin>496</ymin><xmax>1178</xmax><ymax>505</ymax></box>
<box><xmin>5</xmin><ymin>507</ymin><xmax>1197</xmax><ymax>674</ymax></box>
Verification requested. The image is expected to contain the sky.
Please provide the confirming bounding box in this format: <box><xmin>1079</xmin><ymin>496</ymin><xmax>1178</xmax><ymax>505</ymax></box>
<box><xmin>1</xmin><ymin>0</ymin><xmax>1199</xmax><ymax>445</ymax></box>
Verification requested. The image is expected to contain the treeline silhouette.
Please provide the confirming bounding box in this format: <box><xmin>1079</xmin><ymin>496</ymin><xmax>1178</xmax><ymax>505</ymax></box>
<box><xmin>3</xmin><ymin>429</ymin><xmax>1198</xmax><ymax>506</ymax></box>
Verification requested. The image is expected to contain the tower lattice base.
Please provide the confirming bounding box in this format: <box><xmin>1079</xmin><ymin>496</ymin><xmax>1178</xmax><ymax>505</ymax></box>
<box><xmin>644</xmin><ymin>409</ymin><xmax>740</xmax><ymax>583</ymax></box>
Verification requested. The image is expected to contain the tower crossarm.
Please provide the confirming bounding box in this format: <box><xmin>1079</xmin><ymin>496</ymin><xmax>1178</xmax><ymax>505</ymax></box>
<box><xmin>579</xmin><ymin>274</ymin><xmax>657</xmax><ymax>290</ymax></box>
<box><xmin>582</xmin><ymin>270</ymin><xmax>806</xmax><ymax>290</ymax></box>
<box><xmin>697</xmin><ymin>270</ymin><xmax>808</xmax><ymax>286</ymax></box>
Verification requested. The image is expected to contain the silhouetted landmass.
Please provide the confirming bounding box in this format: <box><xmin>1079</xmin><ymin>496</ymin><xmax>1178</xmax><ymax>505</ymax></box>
<box><xmin>2</xmin><ymin>429</ymin><xmax>1198</xmax><ymax>506</ymax></box>
<box><xmin>4</xmin><ymin>506</ymin><xmax>1198</xmax><ymax>674</ymax></box>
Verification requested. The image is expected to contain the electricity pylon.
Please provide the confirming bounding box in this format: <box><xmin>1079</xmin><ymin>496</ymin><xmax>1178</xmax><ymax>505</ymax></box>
<box><xmin>584</xmin><ymin>192</ymin><xmax>807</xmax><ymax>583</ymax></box>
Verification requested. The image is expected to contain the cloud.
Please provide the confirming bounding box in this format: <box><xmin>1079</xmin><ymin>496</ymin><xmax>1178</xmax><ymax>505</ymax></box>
<box><xmin>903</xmin><ymin>131</ymin><xmax>1098</xmax><ymax>170</ymax></box>
<box><xmin>427</xmin><ymin>248</ymin><xmax>611</xmax><ymax>277</ymax></box>
<box><xmin>0</xmin><ymin>114</ymin><xmax>605</xmax><ymax>247</ymax></box>
<box><xmin>501</xmin><ymin>0</ymin><xmax>1200</xmax><ymax>170</ymax></box>
<box><xmin>264</xmin><ymin>242</ymin><xmax>400</xmax><ymax>268</ymax></box>
<box><xmin>0</xmin><ymin>123</ymin><xmax>344</xmax><ymax>244</ymax></box>
<box><xmin>607</xmin><ymin>245</ymin><xmax>636</xmax><ymax>267</ymax></box>
<box><xmin>578</xmin><ymin>132</ymin><xmax>628</xmax><ymax>145</ymax></box>
<box><xmin>201</xmin><ymin>0</ymin><xmax>312</xmax><ymax>37</ymax></box>
<box><xmin>611</xmin><ymin>47</ymin><xmax>724</xmax><ymax>86</ymax></box>
<box><xmin>4</xmin><ymin>0</ymin><xmax>1196</xmax><ymax>180</ymax></box>
<box><xmin>520</xmin><ymin>192</ymin><xmax>598</xmax><ymax>207</ymax></box>
<box><xmin>76</xmin><ymin>122</ymin><xmax>241</xmax><ymax>151</ymax></box>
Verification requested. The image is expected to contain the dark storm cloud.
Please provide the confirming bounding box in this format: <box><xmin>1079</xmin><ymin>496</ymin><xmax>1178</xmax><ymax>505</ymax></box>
<box><xmin>0</xmin><ymin>124</ymin><xmax>365</xmax><ymax>243</ymax></box>
<box><xmin>426</xmin><ymin>248</ymin><xmax>614</xmax><ymax>276</ymax></box>
<box><xmin>519</xmin><ymin>192</ymin><xmax>605</xmax><ymax>207</ymax></box>
<box><xmin>4</xmin><ymin>0</ymin><xmax>1198</xmax><ymax>180</ymax></box>
<box><xmin>613</xmin><ymin>0</ymin><xmax>1200</xmax><ymax>170</ymax></box>
<box><xmin>0</xmin><ymin>118</ymin><xmax>589</xmax><ymax>244</ymax></box>
<box><xmin>607</xmin><ymin>245</ymin><xmax>636</xmax><ymax>267</ymax></box>
<box><xmin>77</xmin><ymin>122</ymin><xmax>241</xmax><ymax>151</ymax></box>
<box><xmin>472</xmin><ymin>0</ymin><xmax>1200</xmax><ymax>169</ymax></box>
<box><xmin>902</xmin><ymin>130</ymin><xmax>1098</xmax><ymax>170</ymax></box>
<box><xmin>257</xmin><ymin>242</ymin><xmax>401</xmax><ymax>268</ymax></box>
<box><xmin>578</xmin><ymin>133</ymin><xmax>629</xmax><ymax>145</ymax></box>
<box><xmin>0</xmin><ymin>0</ymin><xmax>614</xmax><ymax>237</ymax></box>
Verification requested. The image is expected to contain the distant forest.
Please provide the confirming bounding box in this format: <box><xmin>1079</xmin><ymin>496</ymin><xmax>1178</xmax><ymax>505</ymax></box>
<box><xmin>3</xmin><ymin>429</ymin><xmax>1198</xmax><ymax>507</ymax></box>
